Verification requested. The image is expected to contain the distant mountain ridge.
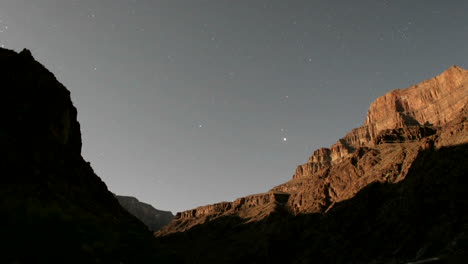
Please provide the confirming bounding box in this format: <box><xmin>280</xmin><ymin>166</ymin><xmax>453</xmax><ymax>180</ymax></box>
<box><xmin>115</xmin><ymin>195</ymin><xmax>173</xmax><ymax>231</ymax></box>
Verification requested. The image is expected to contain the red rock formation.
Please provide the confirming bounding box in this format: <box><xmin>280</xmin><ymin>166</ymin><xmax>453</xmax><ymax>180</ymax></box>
<box><xmin>288</xmin><ymin>65</ymin><xmax>468</xmax><ymax>181</ymax></box>
<box><xmin>157</xmin><ymin>65</ymin><xmax>468</xmax><ymax>236</ymax></box>
<box><xmin>158</xmin><ymin>192</ymin><xmax>289</xmax><ymax>235</ymax></box>
<box><xmin>366</xmin><ymin>65</ymin><xmax>468</xmax><ymax>141</ymax></box>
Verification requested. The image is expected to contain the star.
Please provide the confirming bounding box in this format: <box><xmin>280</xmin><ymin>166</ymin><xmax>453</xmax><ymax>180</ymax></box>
<box><xmin>283</xmin><ymin>137</ymin><xmax>287</xmax><ymax>142</ymax></box>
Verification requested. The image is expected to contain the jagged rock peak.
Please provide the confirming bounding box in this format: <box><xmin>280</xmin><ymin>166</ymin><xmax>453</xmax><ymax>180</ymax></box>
<box><xmin>292</xmin><ymin>65</ymin><xmax>468</xmax><ymax>180</ymax></box>
<box><xmin>19</xmin><ymin>48</ymin><xmax>33</xmax><ymax>58</ymax></box>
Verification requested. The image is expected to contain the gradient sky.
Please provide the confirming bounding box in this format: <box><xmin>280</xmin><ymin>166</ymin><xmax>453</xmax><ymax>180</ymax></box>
<box><xmin>1</xmin><ymin>0</ymin><xmax>467</xmax><ymax>213</ymax></box>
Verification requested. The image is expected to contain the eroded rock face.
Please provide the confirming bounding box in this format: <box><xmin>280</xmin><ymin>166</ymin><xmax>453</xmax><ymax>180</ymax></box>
<box><xmin>157</xmin><ymin>142</ymin><xmax>468</xmax><ymax>264</ymax></box>
<box><xmin>158</xmin><ymin>192</ymin><xmax>289</xmax><ymax>236</ymax></box>
<box><xmin>155</xmin><ymin>65</ymin><xmax>468</xmax><ymax>263</ymax></box>
<box><xmin>274</xmin><ymin>66</ymin><xmax>468</xmax><ymax>214</ymax></box>
<box><xmin>115</xmin><ymin>195</ymin><xmax>174</xmax><ymax>231</ymax></box>
<box><xmin>158</xmin><ymin>65</ymin><xmax>468</xmax><ymax>236</ymax></box>
<box><xmin>366</xmin><ymin>65</ymin><xmax>468</xmax><ymax>140</ymax></box>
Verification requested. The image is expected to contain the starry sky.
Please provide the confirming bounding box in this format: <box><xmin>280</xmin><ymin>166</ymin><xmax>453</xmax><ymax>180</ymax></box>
<box><xmin>1</xmin><ymin>0</ymin><xmax>467</xmax><ymax>213</ymax></box>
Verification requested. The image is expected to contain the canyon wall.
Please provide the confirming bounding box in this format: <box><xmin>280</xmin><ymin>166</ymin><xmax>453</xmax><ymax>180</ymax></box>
<box><xmin>158</xmin><ymin>65</ymin><xmax>468</xmax><ymax>236</ymax></box>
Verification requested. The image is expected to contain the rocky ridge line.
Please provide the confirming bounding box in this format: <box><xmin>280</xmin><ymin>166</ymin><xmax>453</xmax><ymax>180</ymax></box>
<box><xmin>157</xmin><ymin>65</ymin><xmax>468</xmax><ymax>236</ymax></box>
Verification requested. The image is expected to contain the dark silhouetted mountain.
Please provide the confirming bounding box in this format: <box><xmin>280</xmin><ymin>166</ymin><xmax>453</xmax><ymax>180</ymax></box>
<box><xmin>115</xmin><ymin>195</ymin><xmax>173</xmax><ymax>231</ymax></box>
<box><xmin>156</xmin><ymin>66</ymin><xmax>468</xmax><ymax>263</ymax></box>
<box><xmin>0</xmin><ymin>48</ymin><xmax>174</xmax><ymax>263</ymax></box>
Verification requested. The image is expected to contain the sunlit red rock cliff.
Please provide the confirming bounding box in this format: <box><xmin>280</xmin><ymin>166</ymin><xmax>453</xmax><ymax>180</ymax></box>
<box><xmin>158</xmin><ymin>65</ymin><xmax>467</xmax><ymax>234</ymax></box>
<box><xmin>156</xmin><ymin>65</ymin><xmax>468</xmax><ymax>263</ymax></box>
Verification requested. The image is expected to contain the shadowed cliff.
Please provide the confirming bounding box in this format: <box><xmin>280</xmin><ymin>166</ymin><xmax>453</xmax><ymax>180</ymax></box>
<box><xmin>0</xmin><ymin>48</ymin><xmax>174</xmax><ymax>263</ymax></box>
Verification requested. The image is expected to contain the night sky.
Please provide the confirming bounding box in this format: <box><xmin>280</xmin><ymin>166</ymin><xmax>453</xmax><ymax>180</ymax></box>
<box><xmin>1</xmin><ymin>0</ymin><xmax>467</xmax><ymax>213</ymax></box>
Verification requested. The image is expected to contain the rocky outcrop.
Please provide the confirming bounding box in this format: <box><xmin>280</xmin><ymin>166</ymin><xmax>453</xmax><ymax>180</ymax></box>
<box><xmin>158</xmin><ymin>192</ymin><xmax>289</xmax><ymax>236</ymax></box>
<box><xmin>157</xmin><ymin>65</ymin><xmax>468</xmax><ymax>241</ymax></box>
<box><xmin>291</xmin><ymin>65</ymin><xmax>468</xmax><ymax>173</ymax></box>
<box><xmin>293</xmin><ymin>148</ymin><xmax>331</xmax><ymax>179</ymax></box>
<box><xmin>155</xmin><ymin>65</ymin><xmax>468</xmax><ymax>263</ymax></box>
<box><xmin>0</xmin><ymin>48</ymin><xmax>171</xmax><ymax>263</ymax></box>
<box><xmin>156</xmin><ymin>142</ymin><xmax>468</xmax><ymax>264</ymax></box>
<box><xmin>115</xmin><ymin>195</ymin><xmax>173</xmax><ymax>231</ymax></box>
<box><xmin>366</xmin><ymin>65</ymin><xmax>468</xmax><ymax>140</ymax></box>
<box><xmin>275</xmin><ymin>66</ymin><xmax>468</xmax><ymax>214</ymax></box>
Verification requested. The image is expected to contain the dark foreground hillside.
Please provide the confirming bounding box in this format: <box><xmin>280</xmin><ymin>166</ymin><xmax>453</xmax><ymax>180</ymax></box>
<box><xmin>0</xmin><ymin>48</ymin><xmax>175</xmax><ymax>263</ymax></box>
<box><xmin>157</xmin><ymin>143</ymin><xmax>468</xmax><ymax>263</ymax></box>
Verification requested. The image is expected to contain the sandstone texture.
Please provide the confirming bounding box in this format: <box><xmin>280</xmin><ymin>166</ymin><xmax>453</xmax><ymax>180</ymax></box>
<box><xmin>159</xmin><ymin>65</ymin><xmax>468</xmax><ymax>235</ymax></box>
<box><xmin>0</xmin><ymin>48</ymin><xmax>173</xmax><ymax>263</ymax></box>
<box><xmin>163</xmin><ymin>192</ymin><xmax>290</xmax><ymax>234</ymax></box>
<box><xmin>156</xmin><ymin>66</ymin><xmax>468</xmax><ymax>263</ymax></box>
<box><xmin>115</xmin><ymin>195</ymin><xmax>174</xmax><ymax>231</ymax></box>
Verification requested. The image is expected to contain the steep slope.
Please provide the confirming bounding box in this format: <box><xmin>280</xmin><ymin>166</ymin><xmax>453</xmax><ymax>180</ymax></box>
<box><xmin>116</xmin><ymin>195</ymin><xmax>174</xmax><ymax>231</ymax></box>
<box><xmin>0</xmin><ymin>48</ymin><xmax>171</xmax><ymax>263</ymax></box>
<box><xmin>156</xmin><ymin>65</ymin><xmax>468</xmax><ymax>263</ymax></box>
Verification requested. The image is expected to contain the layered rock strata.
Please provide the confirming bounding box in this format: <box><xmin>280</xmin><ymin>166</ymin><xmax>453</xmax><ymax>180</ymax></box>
<box><xmin>158</xmin><ymin>65</ymin><xmax>468</xmax><ymax>236</ymax></box>
<box><xmin>164</xmin><ymin>192</ymin><xmax>289</xmax><ymax>234</ymax></box>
